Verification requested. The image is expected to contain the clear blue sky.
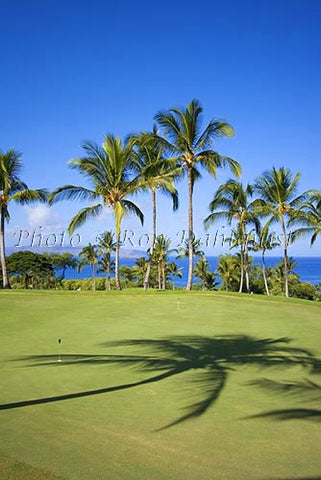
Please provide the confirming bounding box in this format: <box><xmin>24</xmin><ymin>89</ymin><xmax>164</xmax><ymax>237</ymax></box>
<box><xmin>1</xmin><ymin>0</ymin><xmax>321</xmax><ymax>256</ymax></box>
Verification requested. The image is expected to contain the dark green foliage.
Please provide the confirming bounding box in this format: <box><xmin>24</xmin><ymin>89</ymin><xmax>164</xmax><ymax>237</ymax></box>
<box><xmin>119</xmin><ymin>265</ymin><xmax>138</xmax><ymax>286</ymax></box>
<box><xmin>43</xmin><ymin>252</ymin><xmax>78</xmax><ymax>281</ymax></box>
<box><xmin>6</xmin><ymin>251</ymin><xmax>54</xmax><ymax>289</ymax></box>
<box><xmin>62</xmin><ymin>278</ymin><xmax>117</xmax><ymax>291</ymax></box>
<box><xmin>216</xmin><ymin>254</ymin><xmax>240</xmax><ymax>291</ymax></box>
<box><xmin>290</xmin><ymin>282</ymin><xmax>317</xmax><ymax>300</ymax></box>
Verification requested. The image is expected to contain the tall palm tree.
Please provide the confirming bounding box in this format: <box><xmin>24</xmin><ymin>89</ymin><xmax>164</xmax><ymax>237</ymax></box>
<box><xmin>289</xmin><ymin>191</ymin><xmax>321</xmax><ymax>246</ymax></box>
<box><xmin>78</xmin><ymin>243</ymin><xmax>99</xmax><ymax>291</ymax></box>
<box><xmin>254</xmin><ymin>225</ymin><xmax>280</xmax><ymax>296</ymax></box>
<box><xmin>253</xmin><ymin>167</ymin><xmax>306</xmax><ymax>297</ymax></box>
<box><xmin>0</xmin><ymin>149</ymin><xmax>47</xmax><ymax>288</ymax></box>
<box><xmin>204</xmin><ymin>180</ymin><xmax>260</xmax><ymax>293</ymax></box>
<box><xmin>49</xmin><ymin>135</ymin><xmax>144</xmax><ymax>290</ymax></box>
<box><xmin>131</xmin><ymin>129</ymin><xmax>181</xmax><ymax>290</ymax></box>
<box><xmin>153</xmin><ymin>235</ymin><xmax>174</xmax><ymax>290</ymax></box>
<box><xmin>155</xmin><ymin>99</ymin><xmax>241</xmax><ymax>290</ymax></box>
<box><xmin>223</xmin><ymin>225</ymin><xmax>247</xmax><ymax>292</ymax></box>
<box><xmin>97</xmin><ymin>231</ymin><xmax>116</xmax><ymax>290</ymax></box>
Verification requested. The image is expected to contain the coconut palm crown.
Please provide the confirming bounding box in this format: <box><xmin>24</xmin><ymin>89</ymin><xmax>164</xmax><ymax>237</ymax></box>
<box><xmin>155</xmin><ymin>99</ymin><xmax>241</xmax><ymax>290</ymax></box>
<box><xmin>0</xmin><ymin>149</ymin><xmax>47</xmax><ymax>288</ymax></box>
<box><xmin>49</xmin><ymin>135</ymin><xmax>144</xmax><ymax>290</ymax></box>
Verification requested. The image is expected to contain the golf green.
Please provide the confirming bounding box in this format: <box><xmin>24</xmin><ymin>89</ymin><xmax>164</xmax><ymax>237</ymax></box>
<box><xmin>1</xmin><ymin>290</ymin><xmax>320</xmax><ymax>480</ymax></box>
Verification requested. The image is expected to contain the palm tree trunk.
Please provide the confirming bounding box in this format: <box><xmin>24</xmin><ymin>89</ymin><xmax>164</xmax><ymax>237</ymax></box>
<box><xmin>186</xmin><ymin>167</ymin><xmax>193</xmax><ymax>291</ymax></box>
<box><xmin>106</xmin><ymin>263</ymin><xmax>110</xmax><ymax>291</ymax></box>
<box><xmin>262</xmin><ymin>250</ymin><xmax>270</xmax><ymax>296</ymax></box>
<box><xmin>244</xmin><ymin>244</ymin><xmax>250</xmax><ymax>294</ymax></box>
<box><xmin>242</xmin><ymin>223</ymin><xmax>250</xmax><ymax>293</ymax></box>
<box><xmin>115</xmin><ymin>232</ymin><xmax>121</xmax><ymax>290</ymax></box>
<box><xmin>280</xmin><ymin>216</ymin><xmax>289</xmax><ymax>298</ymax></box>
<box><xmin>92</xmin><ymin>264</ymin><xmax>96</xmax><ymax>291</ymax></box>
<box><xmin>161</xmin><ymin>262</ymin><xmax>166</xmax><ymax>290</ymax></box>
<box><xmin>158</xmin><ymin>264</ymin><xmax>161</xmax><ymax>290</ymax></box>
<box><xmin>0</xmin><ymin>207</ymin><xmax>10</xmax><ymax>289</ymax></box>
<box><xmin>144</xmin><ymin>189</ymin><xmax>156</xmax><ymax>290</ymax></box>
<box><xmin>238</xmin><ymin>246</ymin><xmax>244</xmax><ymax>293</ymax></box>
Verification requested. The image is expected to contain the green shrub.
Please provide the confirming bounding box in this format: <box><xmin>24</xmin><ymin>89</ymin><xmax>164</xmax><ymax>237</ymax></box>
<box><xmin>291</xmin><ymin>282</ymin><xmax>317</xmax><ymax>300</ymax></box>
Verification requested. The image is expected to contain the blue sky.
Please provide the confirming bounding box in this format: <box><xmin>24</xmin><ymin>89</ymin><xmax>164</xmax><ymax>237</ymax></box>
<box><xmin>1</xmin><ymin>0</ymin><xmax>321</xmax><ymax>256</ymax></box>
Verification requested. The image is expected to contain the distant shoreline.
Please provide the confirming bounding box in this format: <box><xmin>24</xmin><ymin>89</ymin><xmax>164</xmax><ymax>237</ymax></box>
<box><xmin>63</xmin><ymin>256</ymin><xmax>321</xmax><ymax>286</ymax></box>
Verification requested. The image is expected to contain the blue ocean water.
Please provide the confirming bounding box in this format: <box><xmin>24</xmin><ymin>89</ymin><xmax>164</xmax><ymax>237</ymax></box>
<box><xmin>65</xmin><ymin>256</ymin><xmax>321</xmax><ymax>286</ymax></box>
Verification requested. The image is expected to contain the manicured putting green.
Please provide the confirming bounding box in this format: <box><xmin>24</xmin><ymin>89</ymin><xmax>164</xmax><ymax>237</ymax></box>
<box><xmin>0</xmin><ymin>290</ymin><xmax>320</xmax><ymax>480</ymax></box>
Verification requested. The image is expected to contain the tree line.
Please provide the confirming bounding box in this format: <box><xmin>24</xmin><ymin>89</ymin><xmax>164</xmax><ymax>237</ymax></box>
<box><xmin>4</xmin><ymin>246</ymin><xmax>321</xmax><ymax>301</ymax></box>
<box><xmin>1</xmin><ymin>99</ymin><xmax>320</xmax><ymax>295</ymax></box>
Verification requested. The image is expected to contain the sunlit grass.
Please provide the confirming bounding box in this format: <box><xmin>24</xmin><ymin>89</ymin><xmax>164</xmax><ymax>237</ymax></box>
<box><xmin>1</xmin><ymin>290</ymin><xmax>320</xmax><ymax>480</ymax></box>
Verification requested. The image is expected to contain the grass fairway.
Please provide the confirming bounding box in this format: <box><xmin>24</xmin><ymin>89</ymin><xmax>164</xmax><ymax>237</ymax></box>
<box><xmin>0</xmin><ymin>290</ymin><xmax>320</xmax><ymax>480</ymax></box>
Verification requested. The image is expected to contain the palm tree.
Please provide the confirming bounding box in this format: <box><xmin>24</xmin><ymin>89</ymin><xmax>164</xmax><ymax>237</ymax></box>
<box><xmin>98</xmin><ymin>254</ymin><xmax>115</xmax><ymax>291</ymax></box>
<box><xmin>289</xmin><ymin>191</ymin><xmax>321</xmax><ymax>247</ymax></box>
<box><xmin>177</xmin><ymin>238</ymin><xmax>205</xmax><ymax>261</ymax></box>
<box><xmin>134</xmin><ymin>256</ymin><xmax>149</xmax><ymax>287</ymax></box>
<box><xmin>253</xmin><ymin>167</ymin><xmax>306</xmax><ymax>297</ymax></box>
<box><xmin>223</xmin><ymin>225</ymin><xmax>245</xmax><ymax>292</ymax></box>
<box><xmin>167</xmin><ymin>261</ymin><xmax>183</xmax><ymax>290</ymax></box>
<box><xmin>97</xmin><ymin>231</ymin><xmax>116</xmax><ymax>290</ymax></box>
<box><xmin>78</xmin><ymin>243</ymin><xmax>99</xmax><ymax>291</ymax></box>
<box><xmin>155</xmin><ymin>99</ymin><xmax>241</xmax><ymax>290</ymax></box>
<box><xmin>254</xmin><ymin>225</ymin><xmax>280</xmax><ymax>296</ymax></box>
<box><xmin>131</xmin><ymin>129</ymin><xmax>181</xmax><ymax>290</ymax></box>
<box><xmin>216</xmin><ymin>254</ymin><xmax>240</xmax><ymax>291</ymax></box>
<box><xmin>270</xmin><ymin>257</ymin><xmax>299</xmax><ymax>296</ymax></box>
<box><xmin>49</xmin><ymin>135</ymin><xmax>144</xmax><ymax>290</ymax></box>
<box><xmin>0</xmin><ymin>149</ymin><xmax>47</xmax><ymax>288</ymax></box>
<box><xmin>153</xmin><ymin>235</ymin><xmax>174</xmax><ymax>290</ymax></box>
<box><xmin>193</xmin><ymin>256</ymin><xmax>216</xmax><ymax>290</ymax></box>
<box><xmin>204</xmin><ymin>180</ymin><xmax>260</xmax><ymax>293</ymax></box>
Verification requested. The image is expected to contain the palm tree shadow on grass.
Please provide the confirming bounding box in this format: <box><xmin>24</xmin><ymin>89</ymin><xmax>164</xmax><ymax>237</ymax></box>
<box><xmin>1</xmin><ymin>335</ymin><xmax>319</xmax><ymax>429</ymax></box>
<box><xmin>248</xmin><ymin>377</ymin><xmax>321</xmax><ymax>421</ymax></box>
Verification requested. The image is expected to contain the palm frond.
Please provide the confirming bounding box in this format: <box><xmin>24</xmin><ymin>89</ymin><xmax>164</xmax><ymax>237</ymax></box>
<box><xmin>195</xmin><ymin>121</ymin><xmax>234</xmax><ymax>150</ymax></box>
<box><xmin>158</xmin><ymin>186</ymin><xmax>179</xmax><ymax>211</ymax></box>
<box><xmin>9</xmin><ymin>188</ymin><xmax>48</xmax><ymax>204</ymax></box>
<box><xmin>49</xmin><ymin>185</ymin><xmax>99</xmax><ymax>205</ymax></box>
<box><xmin>68</xmin><ymin>204</ymin><xmax>103</xmax><ymax>235</ymax></box>
<box><xmin>204</xmin><ymin>210</ymin><xmax>234</xmax><ymax>229</ymax></box>
<box><xmin>160</xmin><ymin>368</ymin><xmax>227</xmax><ymax>429</ymax></box>
<box><xmin>122</xmin><ymin>200</ymin><xmax>144</xmax><ymax>225</ymax></box>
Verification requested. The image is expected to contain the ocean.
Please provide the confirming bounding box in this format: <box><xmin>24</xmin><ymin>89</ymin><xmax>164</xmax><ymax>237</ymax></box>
<box><xmin>65</xmin><ymin>256</ymin><xmax>321</xmax><ymax>287</ymax></box>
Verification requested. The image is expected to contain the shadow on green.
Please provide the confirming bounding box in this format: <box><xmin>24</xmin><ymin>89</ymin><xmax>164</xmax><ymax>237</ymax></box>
<box><xmin>1</xmin><ymin>335</ymin><xmax>320</xmax><ymax>429</ymax></box>
<box><xmin>248</xmin><ymin>377</ymin><xmax>321</xmax><ymax>421</ymax></box>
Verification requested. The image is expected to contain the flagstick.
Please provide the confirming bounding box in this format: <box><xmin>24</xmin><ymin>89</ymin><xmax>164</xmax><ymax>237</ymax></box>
<box><xmin>57</xmin><ymin>338</ymin><xmax>62</xmax><ymax>362</ymax></box>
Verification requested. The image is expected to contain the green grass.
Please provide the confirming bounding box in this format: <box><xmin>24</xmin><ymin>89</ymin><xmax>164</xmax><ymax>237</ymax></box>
<box><xmin>0</xmin><ymin>290</ymin><xmax>320</xmax><ymax>480</ymax></box>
